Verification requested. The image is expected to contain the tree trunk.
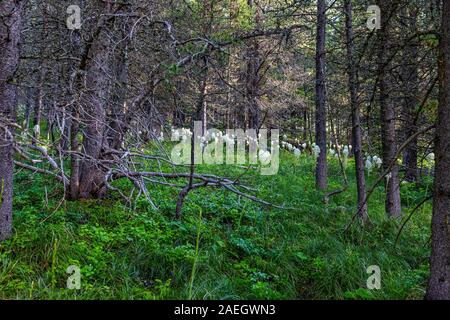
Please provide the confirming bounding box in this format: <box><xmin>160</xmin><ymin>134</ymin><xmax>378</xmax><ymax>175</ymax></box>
<box><xmin>315</xmin><ymin>0</ymin><xmax>328</xmax><ymax>190</ymax></box>
<box><xmin>0</xmin><ymin>0</ymin><xmax>22</xmax><ymax>241</ymax></box>
<box><xmin>303</xmin><ymin>109</ymin><xmax>308</xmax><ymax>142</ymax></box>
<box><xmin>69</xmin><ymin>110</ymin><xmax>80</xmax><ymax>200</ymax></box>
<box><xmin>33</xmin><ymin>84</ymin><xmax>43</xmax><ymax>141</ymax></box>
<box><xmin>32</xmin><ymin>6</ymin><xmax>48</xmax><ymax>142</ymax></box>
<box><xmin>344</xmin><ymin>0</ymin><xmax>368</xmax><ymax>221</ymax></box>
<box><xmin>401</xmin><ymin>6</ymin><xmax>419</xmax><ymax>182</ymax></box>
<box><xmin>67</xmin><ymin>27</ymin><xmax>82</xmax><ymax>201</ymax></box>
<box><xmin>173</xmin><ymin>108</ymin><xmax>186</xmax><ymax>128</ymax></box>
<box><xmin>245</xmin><ymin>0</ymin><xmax>262</xmax><ymax>132</ymax></box>
<box><xmin>196</xmin><ymin>60</ymin><xmax>209</xmax><ymax>136</ymax></box>
<box><xmin>377</xmin><ymin>0</ymin><xmax>402</xmax><ymax>218</ymax></box>
<box><xmin>426</xmin><ymin>0</ymin><xmax>450</xmax><ymax>300</ymax></box>
<box><xmin>108</xmin><ymin>36</ymin><xmax>129</xmax><ymax>151</ymax></box>
<box><xmin>78</xmin><ymin>17</ymin><xmax>112</xmax><ymax>199</ymax></box>
<box><xmin>202</xmin><ymin>80</ymin><xmax>208</xmax><ymax>136</ymax></box>
<box><xmin>24</xmin><ymin>86</ymin><xmax>33</xmax><ymax>131</ymax></box>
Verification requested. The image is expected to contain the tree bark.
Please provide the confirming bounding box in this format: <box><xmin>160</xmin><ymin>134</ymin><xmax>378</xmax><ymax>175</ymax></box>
<box><xmin>426</xmin><ymin>0</ymin><xmax>450</xmax><ymax>300</ymax></box>
<box><xmin>245</xmin><ymin>0</ymin><xmax>262</xmax><ymax>132</ymax></box>
<box><xmin>0</xmin><ymin>0</ymin><xmax>22</xmax><ymax>241</ymax></box>
<box><xmin>78</xmin><ymin>11</ymin><xmax>112</xmax><ymax>199</ymax></box>
<box><xmin>32</xmin><ymin>5</ymin><xmax>48</xmax><ymax>142</ymax></box>
<box><xmin>108</xmin><ymin>35</ymin><xmax>130</xmax><ymax>150</ymax></box>
<box><xmin>24</xmin><ymin>86</ymin><xmax>33</xmax><ymax>131</ymax></box>
<box><xmin>377</xmin><ymin>0</ymin><xmax>402</xmax><ymax>218</ymax></box>
<box><xmin>67</xmin><ymin>28</ymin><xmax>82</xmax><ymax>201</ymax></box>
<box><xmin>196</xmin><ymin>60</ymin><xmax>209</xmax><ymax>136</ymax></box>
<box><xmin>401</xmin><ymin>6</ymin><xmax>419</xmax><ymax>182</ymax></box>
<box><xmin>315</xmin><ymin>0</ymin><xmax>328</xmax><ymax>190</ymax></box>
<box><xmin>344</xmin><ymin>0</ymin><xmax>368</xmax><ymax>221</ymax></box>
<box><xmin>33</xmin><ymin>72</ymin><xmax>44</xmax><ymax>141</ymax></box>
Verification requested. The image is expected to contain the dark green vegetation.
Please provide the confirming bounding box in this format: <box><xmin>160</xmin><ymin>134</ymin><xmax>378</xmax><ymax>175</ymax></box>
<box><xmin>0</xmin><ymin>148</ymin><xmax>432</xmax><ymax>299</ymax></box>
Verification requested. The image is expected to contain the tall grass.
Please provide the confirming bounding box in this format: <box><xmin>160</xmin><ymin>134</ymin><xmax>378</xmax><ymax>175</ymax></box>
<box><xmin>0</xmin><ymin>151</ymin><xmax>432</xmax><ymax>299</ymax></box>
<box><xmin>188</xmin><ymin>208</ymin><xmax>202</xmax><ymax>299</ymax></box>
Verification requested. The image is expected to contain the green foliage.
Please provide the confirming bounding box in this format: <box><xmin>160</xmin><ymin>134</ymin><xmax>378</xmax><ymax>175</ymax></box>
<box><xmin>0</xmin><ymin>152</ymin><xmax>432</xmax><ymax>299</ymax></box>
<box><xmin>420</xmin><ymin>33</ymin><xmax>439</xmax><ymax>48</ymax></box>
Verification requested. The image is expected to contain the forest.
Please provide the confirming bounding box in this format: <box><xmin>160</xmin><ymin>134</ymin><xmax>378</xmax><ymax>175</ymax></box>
<box><xmin>0</xmin><ymin>0</ymin><xmax>449</xmax><ymax>301</ymax></box>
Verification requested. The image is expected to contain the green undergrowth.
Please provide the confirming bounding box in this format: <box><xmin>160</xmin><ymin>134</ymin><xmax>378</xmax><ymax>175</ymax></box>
<box><xmin>0</xmin><ymin>149</ymin><xmax>432</xmax><ymax>300</ymax></box>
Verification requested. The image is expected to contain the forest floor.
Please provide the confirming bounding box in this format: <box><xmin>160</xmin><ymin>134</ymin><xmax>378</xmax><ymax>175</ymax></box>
<box><xmin>0</xmin><ymin>147</ymin><xmax>432</xmax><ymax>299</ymax></box>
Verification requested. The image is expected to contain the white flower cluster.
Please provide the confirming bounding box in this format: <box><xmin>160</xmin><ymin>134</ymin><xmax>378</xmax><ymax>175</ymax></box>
<box><xmin>171</xmin><ymin>128</ymin><xmax>193</xmax><ymax>141</ymax></box>
<box><xmin>258</xmin><ymin>149</ymin><xmax>272</xmax><ymax>165</ymax></box>
<box><xmin>281</xmin><ymin>141</ymin><xmax>295</xmax><ymax>151</ymax></box>
<box><xmin>223</xmin><ymin>133</ymin><xmax>236</xmax><ymax>145</ymax></box>
<box><xmin>33</xmin><ymin>125</ymin><xmax>40</xmax><ymax>137</ymax></box>
<box><xmin>426</xmin><ymin>152</ymin><xmax>435</xmax><ymax>162</ymax></box>
<box><xmin>195</xmin><ymin>132</ymin><xmax>228</xmax><ymax>148</ymax></box>
<box><xmin>312</xmin><ymin>143</ymin><xmax>321</xmax><ymax>158</ymax></box>
<box><xmin>365</xmin><ymin>155</ymin><xmax>382</xmax><ymax>173</ymax></box>
<box><xmin>171</xmin><ymin>128</ymin><xmax>276</xmax><ymax>166</ymax></box>
<box><xmin>329</xmin><ymin>148</ymin><xmax>336</xmax><ymax>157</ymax></box>
<box><xmin>280</xmin><ymin>138</ymin><xmax>303</xmax><ymax>158</ymax></box>
<box><xmin>328</xmin><ymin>145</ymin><xmax>352</xmax><ymax>159</ymax></box>
<box><xmin>280</xmin><ymin>136</ymin><xmax>357</xmax><ymax>162</ymax></box>
<box><xmin>342</xmin><ymin>145</ymin><xmax>351</xmax><ymax>158</ymax></box>
<box><xmin>173</xmin><ymin>128</ymin><xmax>265</xmax><ymax>148</ymax></box>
